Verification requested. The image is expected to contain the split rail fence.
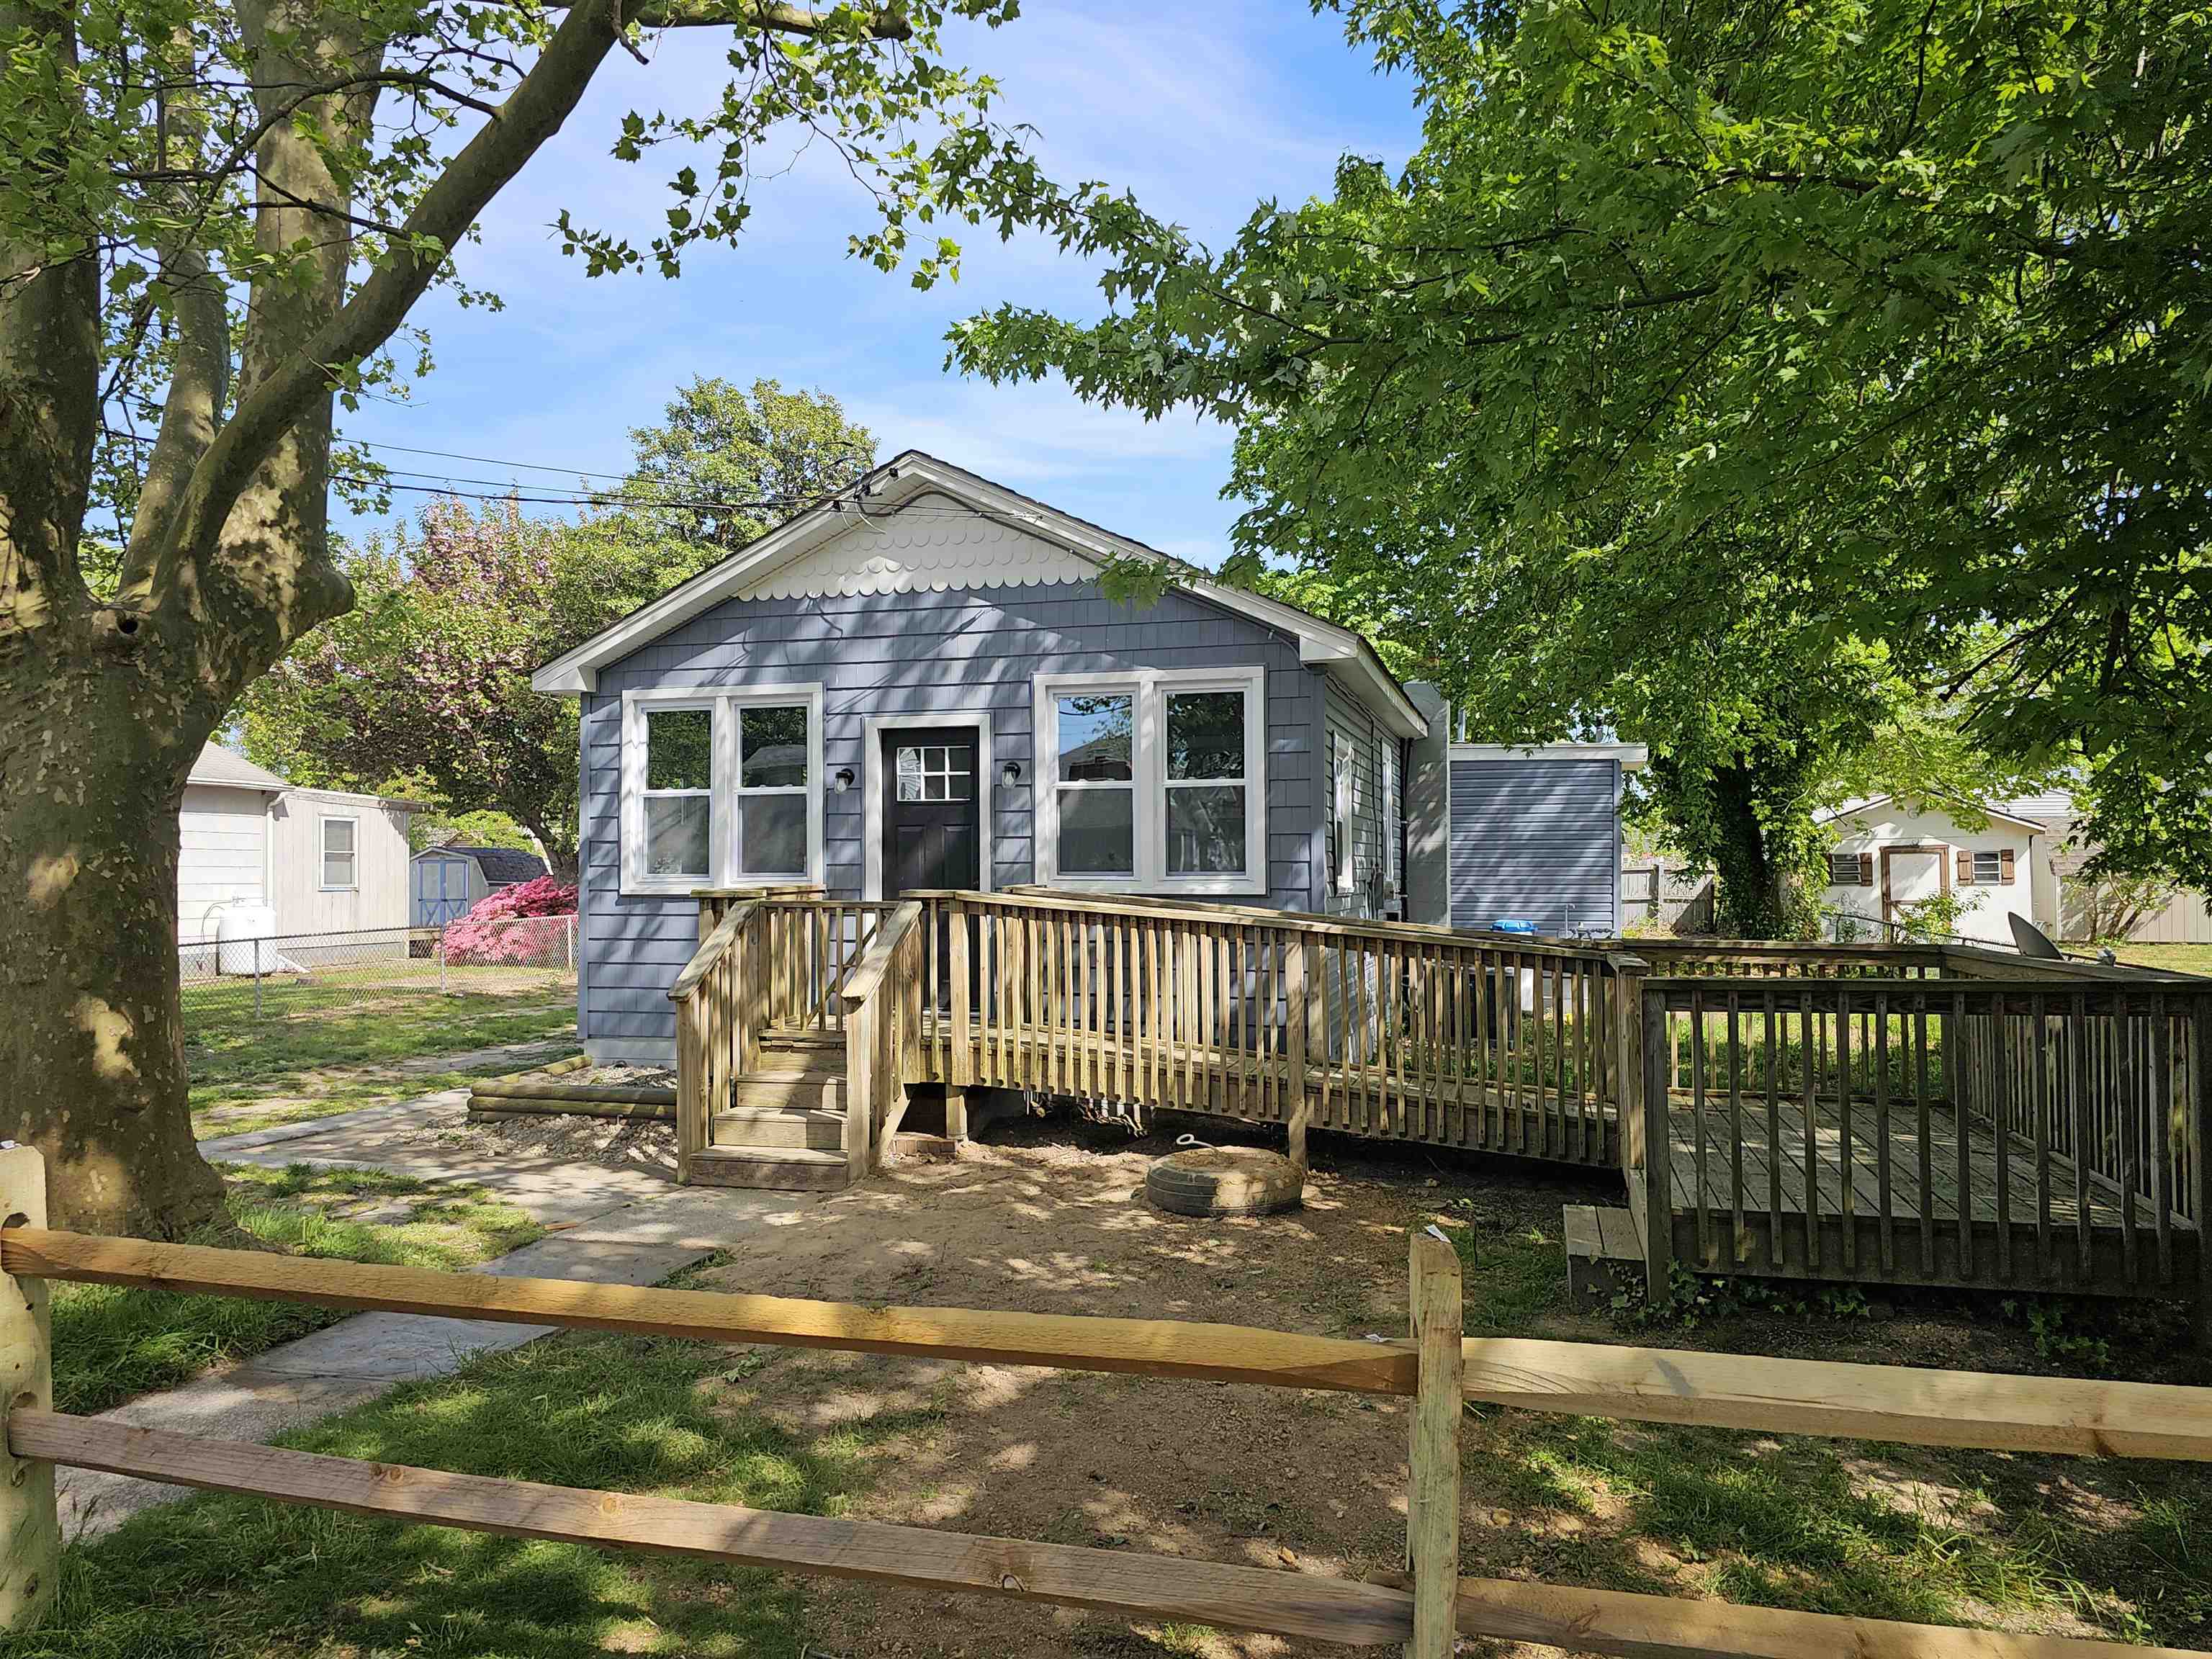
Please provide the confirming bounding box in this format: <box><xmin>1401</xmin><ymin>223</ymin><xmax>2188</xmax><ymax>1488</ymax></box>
<box><xmin>2</xmin><ymin>1142</ymin><xmax>2211</xmax><ymax>1655</ymax></box>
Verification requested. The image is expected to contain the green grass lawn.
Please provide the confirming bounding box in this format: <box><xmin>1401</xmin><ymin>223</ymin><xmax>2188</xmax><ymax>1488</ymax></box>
<box><xmin>2096</xmin><ymin>940</ymin><xmax>2212</xmax><ymax>977</ymax></box>
<box><xmin>53</xmin><ymin>1165</ymin><xmax>543</xmax><ymax>1415</ymax></box>
<box><xmin>1443</xmin><ymin>1220</ymin><xmax>2211</xmax><ymax>1645</ymax></box>
<box><xmin>19</xmin><ymin>1259</ymin><xmax>927</xmax><ymax>1659</ymax></box>
<box><xmin>187</xmin><ymin>985</ymin><xmax>577</xmax><ymax>1137</ymax></box>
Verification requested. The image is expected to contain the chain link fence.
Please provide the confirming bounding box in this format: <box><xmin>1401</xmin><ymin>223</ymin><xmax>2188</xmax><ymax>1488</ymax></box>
<box><xmin>180</xmin><ymin>913</ymin><xmax>579</xmax><ymax>1026</ymax></box>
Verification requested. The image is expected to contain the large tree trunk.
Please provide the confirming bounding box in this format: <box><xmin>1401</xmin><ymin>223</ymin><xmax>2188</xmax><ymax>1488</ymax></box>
<box><xmin>0</xmin><ymin>660</ymin><xmax>225</xmax><ymax>1234</ymax></box>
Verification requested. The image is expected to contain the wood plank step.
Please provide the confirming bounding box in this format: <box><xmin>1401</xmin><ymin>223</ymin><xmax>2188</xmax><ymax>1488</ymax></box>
<box><xmin>687</xmin><ymin>1145</ymin><xmax>850</xmax><ymax>1192</ymax></box>
<box><xmin>762</xmin><ymin>1030</ymin><xmax>844</xmax><ymax>1053</ymax></box>
<box><xmin>1564</xmin><ymin>1204</ymin><xmax>1644</xmax><ymax>1312</ymax></box>
<box><xmin>711</xmin><ymin>1107</ymin><xmax>845</xmax><ymax>1152</ymax></box>
<box><xmin>729</xmin><ymin>1071</ymin><xmax>842</xmax><ymax>1112</ymax></box>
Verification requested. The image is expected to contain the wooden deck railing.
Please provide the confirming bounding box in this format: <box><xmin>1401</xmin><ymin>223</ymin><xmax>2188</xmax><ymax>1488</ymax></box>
<box><xmin>3</xmin><ymin>1143</ymin><xmax>2207</xmax><ymax>1655</ymax></box>
<box><xmin>840</xmin><ymin>900</ymin><xmax>925</xmax><ymax>1175</ymax></box>
<box><xmin>1636</xmin><ymin>976</ymin><xmax>2212</xmax><ymax>1317</ymax></box>
<box><xmin>674</xmin><ymin>889</ymin><xmax>2209</xmax><ymax>1327</ymax></box>
<box><xmin>912</xmin><ymin>889</ymin><xmax>1632</xmax><ymax>1166</ymax></box>
<box><xmin>670</xmin><ymin>897</ymin><xmax>768</xmax><ymax>1169</ymax></box>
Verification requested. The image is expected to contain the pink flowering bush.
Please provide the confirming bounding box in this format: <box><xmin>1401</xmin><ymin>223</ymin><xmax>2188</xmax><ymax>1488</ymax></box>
<box><xmin>443</xmin><ymin>876</ymin><xmax>578</xmax><ymax>966</ymax></box>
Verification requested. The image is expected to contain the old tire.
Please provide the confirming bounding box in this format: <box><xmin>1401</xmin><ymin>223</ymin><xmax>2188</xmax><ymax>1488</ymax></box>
<box><xmin>1145</xmin><ymin>1146</ymin><xmax>1303</xmax><ymax>1218</ymax></box>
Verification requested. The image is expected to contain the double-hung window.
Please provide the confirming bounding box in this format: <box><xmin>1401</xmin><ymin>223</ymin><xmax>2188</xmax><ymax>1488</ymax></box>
<box><xmin>621</xmin><ymin>685</ymin><xmax>824</xmax><ymax>893</ymax></box>
<box><xmin>319</xmin><ymin>814</ymin><xmax>359</xmax><ymax>891</ymax></box>
<box><xmin>639</xmin><ymin>706</ymin><xmax>713</xmax><ymax>880</ymax></box>
<box><xmin>1036</xmin><ymin>667</ymin><xmax>1265</xmax><ymax>895</ymax></box>
<box><xmin>1052</xmin><ymin>689</ymin><xmax>1137</xmax><ymax>875</ymax></box>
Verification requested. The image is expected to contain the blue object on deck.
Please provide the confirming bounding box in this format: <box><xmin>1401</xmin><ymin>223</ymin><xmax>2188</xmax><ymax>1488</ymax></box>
<box><xmin>1493</xmin><ymin>918</ymin><xmax>1539</xmax><ymax>935</ymax></box>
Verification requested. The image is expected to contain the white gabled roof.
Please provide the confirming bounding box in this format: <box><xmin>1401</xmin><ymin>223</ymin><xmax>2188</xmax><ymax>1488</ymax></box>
<box><xmin>530</xmin><ymin>451</ymin><xmax>1427</xmax><ymax>739</ymax></box>
<box><xmin>188</xmin><ymin>742</ymin><xmax>289</xmax><ymax>793</ymax></box>
<box><xmin>1816</xmin><ymin>793</ymin><xmax>2049</xmax><ymax>835</ymax></box>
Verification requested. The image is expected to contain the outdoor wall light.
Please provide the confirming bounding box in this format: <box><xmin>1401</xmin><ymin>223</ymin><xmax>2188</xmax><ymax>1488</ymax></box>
<box><xmin>833</xmin><ymin>766</ymin><xmax>855</xmax><ymax>793</ymax></box>
<box><xmin>1002</xmin><ymin>760</ymin><xmax>1022</xmax><ymax>788</ymax></box>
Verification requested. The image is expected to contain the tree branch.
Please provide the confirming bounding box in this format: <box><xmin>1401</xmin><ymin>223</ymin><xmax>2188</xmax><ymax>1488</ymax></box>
<box><xmin>153</xmin><ymin>0</ymin><xmax>629</xmax><ymax>636</ymax></box>
<box><xmin>516</xmin><ymin>0</ymin><xmax>911</xmax><ymax>35</ymax></box>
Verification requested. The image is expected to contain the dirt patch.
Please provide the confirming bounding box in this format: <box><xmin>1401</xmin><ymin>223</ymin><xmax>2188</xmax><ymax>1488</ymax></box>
<box><xmin>387</xmin><ymin>1094</ymin><xmax>680</xmax><ymax>1177</ymax></box>
<box><xmin>641</xmin><ymin>1110</ymin><xmax>2195</xmax><ymax>1658</ymax></box>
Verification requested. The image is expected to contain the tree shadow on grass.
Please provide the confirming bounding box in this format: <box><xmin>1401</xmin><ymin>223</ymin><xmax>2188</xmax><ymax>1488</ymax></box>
<box><xmin>24</xmin><ymin>1328</ymin><xmax>932</xmax><ymax>1659</ymax></box>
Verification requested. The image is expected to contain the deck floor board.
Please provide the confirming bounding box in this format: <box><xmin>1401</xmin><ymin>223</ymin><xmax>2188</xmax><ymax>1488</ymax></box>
<box><xmin>1664</xmin><ymin>1097</ymin><xmax>2179</xmax><ymax>1231</ymax></box>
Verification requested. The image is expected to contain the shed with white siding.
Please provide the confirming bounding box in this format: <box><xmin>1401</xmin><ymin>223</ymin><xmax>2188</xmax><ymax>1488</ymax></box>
<box><xmin>1817</xmin><ymin>796</ymin><xmax>2044</xmax><ymax>945</ymax></box>
<box><xmin>177</xmin><ymin>744</ymin><xmax>421</xmax><ymax>945</ymax></box>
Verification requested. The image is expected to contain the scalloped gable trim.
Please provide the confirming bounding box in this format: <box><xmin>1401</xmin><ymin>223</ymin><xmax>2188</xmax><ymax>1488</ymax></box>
<box><xmin>734</xmin><ymin>491</ymin><xmax>1097</xmax><ymax>600</ymax></box>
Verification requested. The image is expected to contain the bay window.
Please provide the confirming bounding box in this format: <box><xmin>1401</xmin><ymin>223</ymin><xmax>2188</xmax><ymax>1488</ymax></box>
<box><xmin>1035</xmin><ymin>667</ymin><xmax>1265</xmax><ymax>894</ymax></box>
<box><xmin>621</xmin><ymin>685</ymin><xmax>824</xmax><ymax>893</ymax></box>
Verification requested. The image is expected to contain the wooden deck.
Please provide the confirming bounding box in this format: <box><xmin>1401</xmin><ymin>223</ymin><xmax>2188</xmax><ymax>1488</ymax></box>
<box><xmin>670</xmin><ymin>889</ymin><xmax>2212</xmax><ymax>1326</ymax></box>
<box><xmin>1663</xmin><ymin>1092</ymin><xmax>2200</xmax><ymax>1294</ymax></box>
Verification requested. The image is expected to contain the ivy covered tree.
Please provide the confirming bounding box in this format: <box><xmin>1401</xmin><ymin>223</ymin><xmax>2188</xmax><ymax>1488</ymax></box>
<box><xmin>953</xmin><ymin>0</ymin><xmax>2212</xmax><ymax>930</ymax></box>
<box><xmin>0</xmin><ymin>0</ymin><xmax>1088</xmax><ymax>1236</ymax></box>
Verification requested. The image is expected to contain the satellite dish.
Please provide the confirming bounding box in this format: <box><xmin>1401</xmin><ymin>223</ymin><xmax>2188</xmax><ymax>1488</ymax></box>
<box><xmin>2008</xmin><ymin>912</ymin><xmax>2066</xmax><ymax>960</ymax></box>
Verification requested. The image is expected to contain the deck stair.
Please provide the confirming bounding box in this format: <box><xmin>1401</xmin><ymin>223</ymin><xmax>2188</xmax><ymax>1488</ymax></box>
<box><xmin>690</xmin><ymin>1032</ymin><xmax>854</xmax><ymax>1192</ymax></box>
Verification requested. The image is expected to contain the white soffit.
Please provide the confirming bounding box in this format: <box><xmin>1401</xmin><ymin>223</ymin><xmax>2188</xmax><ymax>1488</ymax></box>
<box><xmin>734</xmin><ymin>490</ymin><xmax>1097</xmax><ymax>600</ymax></box>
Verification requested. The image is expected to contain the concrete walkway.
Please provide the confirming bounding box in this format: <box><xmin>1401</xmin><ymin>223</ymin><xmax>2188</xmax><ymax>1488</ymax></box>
<box><xmin>61</xmin><ymin>1095</ymin><xmax>808</xmax><ymax>1542</ymax></box>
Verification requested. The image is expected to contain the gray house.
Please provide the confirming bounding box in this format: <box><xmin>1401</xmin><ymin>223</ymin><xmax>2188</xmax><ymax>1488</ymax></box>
<box><xmin>534</xmin><ymin>452</ymin><xmax>1637</xmax><ymax>1063</ymax></box>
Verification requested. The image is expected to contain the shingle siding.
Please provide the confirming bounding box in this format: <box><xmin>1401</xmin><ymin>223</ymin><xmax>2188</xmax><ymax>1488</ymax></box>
<box><xmin>577</xmin><ymin>579</ymin><xmax>1321</xmax><ymax>1061</ymax></box>
<box><xmin>1446</xmin><ymin>758</ymin><xmax>1622</xmax><ymax>936</ymax></box>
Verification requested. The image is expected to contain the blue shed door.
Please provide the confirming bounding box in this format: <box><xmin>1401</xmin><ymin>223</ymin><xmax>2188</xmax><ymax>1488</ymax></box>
<box><xmin>1447</xmin><ymin>759</ymin><xmax>1620</xmax><ymax>936</ymax></box>
<box><xmin>413</xmin><ymin>856</ymin><xmax>471</xmax><ymax>926</ymax></box>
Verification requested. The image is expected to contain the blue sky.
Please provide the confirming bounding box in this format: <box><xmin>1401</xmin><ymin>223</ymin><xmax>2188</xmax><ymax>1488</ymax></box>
<box><xmin>336</xmin><ymin>3</ymin><xmax>1420</xmax><ymax>567</ymax></box>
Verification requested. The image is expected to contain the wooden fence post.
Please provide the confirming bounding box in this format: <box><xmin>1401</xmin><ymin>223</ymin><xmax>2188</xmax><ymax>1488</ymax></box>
<box><xmin>0</xmin><ymin>1145</ymin><xmax>57</xmax><ymax>1630</ymax></box>
<box><xmin>1406</xmin><ymin>1228</ymin><xmax>1462</xmax><ymax>1659</ymax></box>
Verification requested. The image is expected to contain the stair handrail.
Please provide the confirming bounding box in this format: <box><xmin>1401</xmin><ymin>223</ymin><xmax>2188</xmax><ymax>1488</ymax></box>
<box><xmin>838</xmin><ymin>901</ymin><xmax>925</xmax><ymax>1180</ymax></box>
<box><xmin>837</xmin><ymin>901</ymin><xmax>924</xmax><ymax>1013</ymax></box>
<box><xmin>669</xmin><ymin>898</ymin><xmax>768</xmax><ymax>1181</ymax></box>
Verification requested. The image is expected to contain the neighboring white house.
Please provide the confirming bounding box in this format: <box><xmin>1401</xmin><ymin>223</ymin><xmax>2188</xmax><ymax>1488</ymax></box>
<box><xmin>1817</xmin><ymin>795</ymin><xmax>2051</xmax><ymax>945</ymax></box>
<box><xmin>179</xmin><ymin>743</ymin><xmax>421</xmax><ymax>943</ymax></box>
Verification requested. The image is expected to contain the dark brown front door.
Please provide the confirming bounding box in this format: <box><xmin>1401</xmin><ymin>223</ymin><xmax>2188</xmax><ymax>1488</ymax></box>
<box><xmin>881</xmin><ymin>727</ymin><xmax>982</xmax><ymax>897</ymax></box>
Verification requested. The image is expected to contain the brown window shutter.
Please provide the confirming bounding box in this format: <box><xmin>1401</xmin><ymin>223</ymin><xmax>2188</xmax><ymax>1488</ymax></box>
<box><xmin>2000</xmin><ymin>848</ymin><xmax>2015</xmax><ymax>882</ymax></box>
<box><xmin>1859</xmin><ymin>854</ymin><xmax>1874</xmax><ymax>887</ymax></box>
<box><xmin>1956</xmin><ymin>849</ymin><xmax>1974</xmax><ymax>884</ymax></box>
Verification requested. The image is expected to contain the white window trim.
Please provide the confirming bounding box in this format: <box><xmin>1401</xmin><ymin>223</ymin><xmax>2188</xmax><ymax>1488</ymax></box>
<box><xmin>318</xmin><ymin>811</ymin><xmax>360</xmax><ymax>892</ymax></box>
<box><xmin>1381</xmin><ymin>742</ymin><xmax>1401</xmax><ymax>891</ymax></box>
<box><xmin>619</xmin><ymin>684</ymin><xmax>826</xmax><ymax>896</ymax></box>
<box><xmin>861</xmin><ymin>711</ymin><xmax>997</xmax><ymax>901</ymax></box>
<box><xmin>1333</xmin><ymin>736</ymin><xmax>1357</xmax><ymax>896</ymax></box>
<box><xmin>1033</xmin><ymin>667</ymin><xmax>1267</xmax><ymax>898</ymax></box>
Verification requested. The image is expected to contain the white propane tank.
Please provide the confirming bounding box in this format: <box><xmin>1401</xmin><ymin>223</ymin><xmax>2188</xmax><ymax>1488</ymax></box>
<box><xmin>216</xmin><ymin>901</ymin><xmax>279</xmax><ymax>976</ymax></box>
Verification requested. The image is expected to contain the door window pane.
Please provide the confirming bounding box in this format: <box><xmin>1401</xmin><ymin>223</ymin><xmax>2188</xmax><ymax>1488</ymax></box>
<box><xmin>644</xmin><ymin>795</ymin><xmax>710</xmax><ymax>876</ymax></box>
<box><xmin>740</xmin><ymin>794</ymin><xmax>807</xmax><ymax>876</ymax></box>
<box><xmin>739</xmin><ymin>705</ymin><xmax>808</xmax><ymax>788</ymax></box>
<box><xmin>897</xmin><ymin>744</ymin><xmax>973</xmax><ymax>803</ymax></box>
<box><xmin>646</xmin><ymin>709</ymin><xmax>712</xmax><ymax>790</ymax></box>
<box><xmin>1166</xmin><ymin>785</ymin><xmax>1246</xmax><ymax>874</ymax></box>
<box><xmin>1057</xmin><ymin>694</ymin><xmax>1133</xmax><ymax>781</ymax></box>
<box><xmin>1166</xmin><ymin>691</ymin><xmax>1245</xmax><ymax>780</ymax></box>
<box><xmin>1058</xmin><ymin>787</ymin><xmax>1134</xmax><ymax>873</ymax></box>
